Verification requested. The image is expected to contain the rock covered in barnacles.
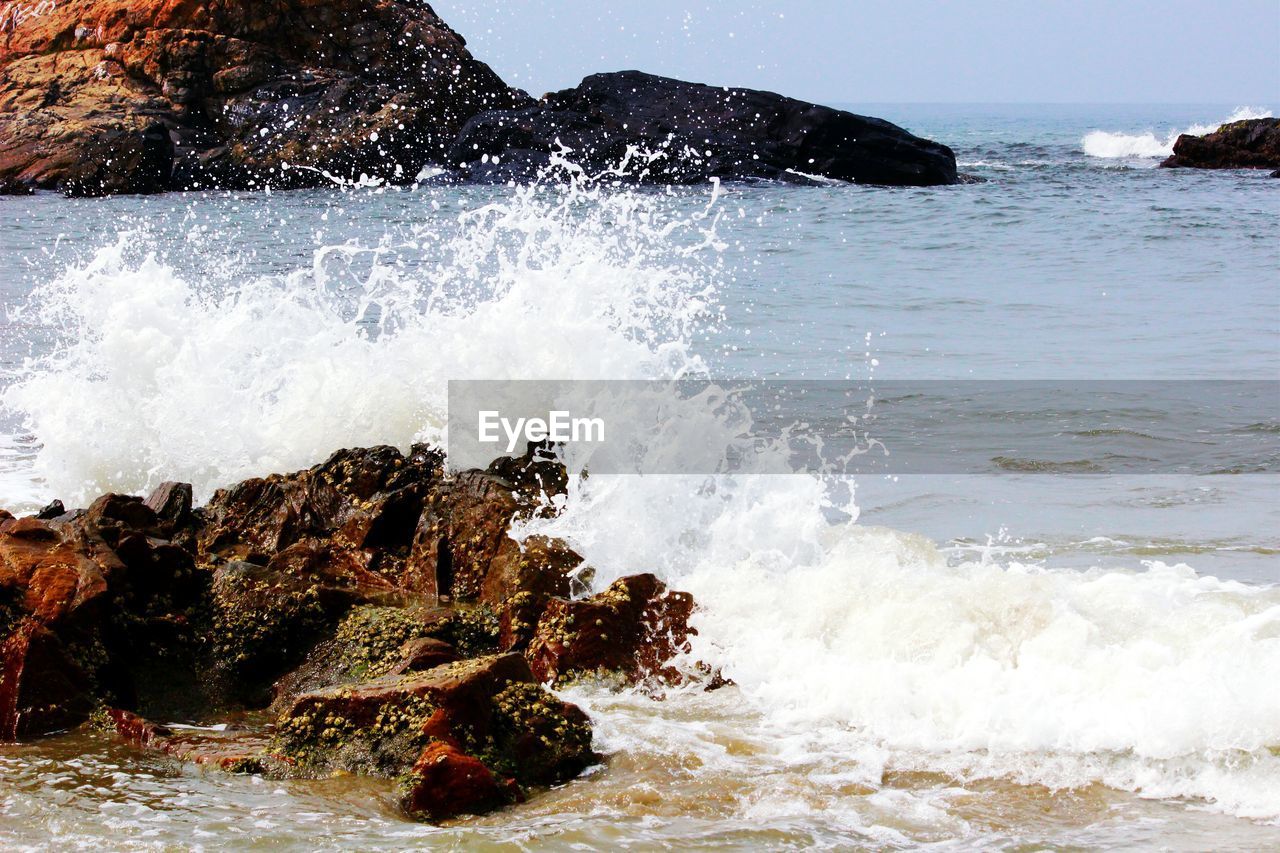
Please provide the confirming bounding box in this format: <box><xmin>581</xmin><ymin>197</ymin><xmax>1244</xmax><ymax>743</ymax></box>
<box><xmin>526</xmin><ymin>573</ymin><xmax>697</xmax><ymax>686</ymax></box>
<box><xmin>274</xmin><ymin>653</ymin><xmax>596</xmax><ymax>820</ymax></box>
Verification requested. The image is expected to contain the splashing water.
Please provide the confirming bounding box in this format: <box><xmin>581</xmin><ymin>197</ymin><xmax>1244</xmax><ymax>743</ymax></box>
<box><xmin>1</xmin><ymin>160</ymin><xmax>1279</xmax><ymax>842</ymax></box>
<box><xmin>1</xmin><ymin>174</ymin><xmax>723</xmax><ymax>505</ymax></box>
<box><xmin>1082</xmin><ymin>106</ymin><xmax>1273</xmax><ymax>159</ymax></box>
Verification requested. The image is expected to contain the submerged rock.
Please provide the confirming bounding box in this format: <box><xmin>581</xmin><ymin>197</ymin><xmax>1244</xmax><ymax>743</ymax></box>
<box><xmin>101</xmin><ymin>708</ymin><xmax>282</xmax><ymax>774</ymax></box>
<box><xmin>1160</xmin><ymin>118</ymin><xmax>1280</xmax><ymax>170</ymax></box>
<box><xmin>447</xmin><ymin>70</ymin><xmax>959</xmax><ymax>186</ymax></box>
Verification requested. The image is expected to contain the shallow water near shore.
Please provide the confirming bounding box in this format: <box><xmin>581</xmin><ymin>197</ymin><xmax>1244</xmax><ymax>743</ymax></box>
<box><xmin>0</xmin><ymin>104</ymin><xmax>1278</xmax><ymax>849</ymax></box>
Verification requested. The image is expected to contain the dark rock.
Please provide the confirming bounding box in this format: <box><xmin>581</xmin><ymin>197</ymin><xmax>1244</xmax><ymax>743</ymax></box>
<box><xmin>526</xmin><ymin>573</ymin><xmax>697</xmax><ymax>686</ymax></box>
<box><xmin>208</xmin><ymin>561</ymin><xmax>410</xmax><ymax>707</ymax></box>
<box><xmin>1160</xmin><ymin>118</ymin><xmax>1280</xmax><ymax>170</ymax></box>
<box><xmin>196</xmin><ymin>445</ymin><xmax>443</xmax><ymax>592</ymax></box>
<box><xmin>144</xmin><ymin>482</ymin><xmax>193</xmax><ymax>530</ymax></box>
<box><xmin>59</xmin><ymin>121</ymin><xmax>175</xmax><ymax>197</ymax></box>
<box><xmin>35</xmin><ymin>500</ymin><xmax>64</xmax><ymax>520</ymax></box>
<box><xmin>0</xmin><ymin>0</ymin><xmax>526</xmax><ymax>194</ymax></box>
<box><xmin>82</xmin><ymin>494</ymin><xmax>161</xmax><ymax>539</ymax></box>
<box><xmin>0</xmin><ymin>176</ymin><xmax>33</xmax><ymax>195</ymax></box>
<box><xmin>447</xmin><ymin>70</ymin><xmax>958</xmax><ymax>186</ymax></box>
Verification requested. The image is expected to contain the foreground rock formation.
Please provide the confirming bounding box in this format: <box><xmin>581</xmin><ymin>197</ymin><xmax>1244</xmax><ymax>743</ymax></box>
<box><xmin>0</xmin><ymin>444</ymin><xmax>705</xmax><ymax>822</ymax></box>
<box><xmin>447</xmin><ymin>71</ymin><xmax>959</xmax><ymax>186</ymax></box>
<box><xmin>1160</xmin><ymin>118</ymin><xmax>1280</xmax><ymax>171</ymax></box>
<box><xmin>0</xmin><ymin>2</ymin><xmax>958</xmax><ymax>193</ymax></box>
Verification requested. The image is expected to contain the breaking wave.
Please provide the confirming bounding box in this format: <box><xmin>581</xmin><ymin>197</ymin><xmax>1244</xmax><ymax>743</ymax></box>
<box><xmin>1082</xmin><ymin>106</ymin><xmax>1273</xmax><ymax>159</ymax></box>
<box><xmin>2</xmin><ymin>166</ymin><xmax>1278</xmax><ymax>825</ymax></box>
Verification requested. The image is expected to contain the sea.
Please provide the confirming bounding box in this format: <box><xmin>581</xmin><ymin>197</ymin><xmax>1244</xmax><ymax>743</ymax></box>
<box><xmin>0</xmin><ymin>103</ymin><xmax>1277</xmax><ymax>850</ymax></box>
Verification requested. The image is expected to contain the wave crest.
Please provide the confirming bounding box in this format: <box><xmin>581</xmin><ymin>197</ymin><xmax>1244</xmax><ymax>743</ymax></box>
<box><xmin>1082</xmin><ymin>106</ymin><xmax>1273</xmax><ymax>159</ymax></box>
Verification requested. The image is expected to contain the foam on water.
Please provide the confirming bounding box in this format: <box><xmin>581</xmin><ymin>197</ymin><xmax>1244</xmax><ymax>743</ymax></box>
<box><xmin>2</xmin><ymin>167</ymin><xmax>1278</xmax><ymax>827</ymax></box>
<box><xmin>1082</xmin><ymin>106</ymin><xmax>1273</xmax><ymax>159</ymax></box>
<box><xmin>528</xmin><ymin>468</ymin><xmax>1280</xmax><ymax>821</ymax></box>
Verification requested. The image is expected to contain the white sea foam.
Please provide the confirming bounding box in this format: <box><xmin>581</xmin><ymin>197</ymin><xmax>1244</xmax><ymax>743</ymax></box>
<box><xmin>2</xmin><ymin>169</ymin><xmax>1278</xmax><ymax>823</ymax></box>
<box><xmin>530</xmin><ymin>469</ymin><xmax>1280</xmax><ymax>821</ymax></box>
<box><xmin>1</xmin><ymin>174</ymin><xmax>720</xmax><ymax>505</ymax></box>
<box><xmin>1082</xmin><ymin>106</ymin><xmax>1273</xmax><ymax>159</ymax></box>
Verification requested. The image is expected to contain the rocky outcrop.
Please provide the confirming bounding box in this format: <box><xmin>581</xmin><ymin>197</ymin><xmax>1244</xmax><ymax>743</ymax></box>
<box><xmin>0</xmin><ymin>0</ymin><xmax>525</xmax><ymax>195</ymax></box>
<box><xmin>1</xmin><ymin>5</ymin><xmax>959</xmax><ymax>193</ymax></box>
<box><xmin>1160</xmin><ymin>118</ymin><xmax>1280</xmax><ymax>171</ymax></box>
<box><xmin>445</xmin><ymin>70</ymin><xmax>959</xmax><ymax>186</ymax></box>
<box><xmin>0</xmin><ymin>443</ymin><xmax>703</xmax><ymax>822</ymax></box>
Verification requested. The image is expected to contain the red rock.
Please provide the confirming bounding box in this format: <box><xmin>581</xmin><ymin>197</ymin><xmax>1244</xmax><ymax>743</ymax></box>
<box><xmin>106</xmin><ymin>707</ymin><xmax>172</xmax><ymax>749</ymax></box>
<box><xmin>0</xmin><ymin>503</ymin><xmax>205</xmax><ymax>739</ymax></box>
<box><xmin>103</xmin><ymin>708</ymin><xmax>279</xmax><ymax>773</ymax></box>
<box><xmin>526</xmin><ymin>573</ymin><xmax>697</xmax><ymax>686</ymax></box>
<box><xmin>197</xmin><ymin>445</ymin><xmax>441</xmax><ymax>591</ymax></box>
<box><xmin>0</xmin><ymin>0</ymin><xmax>527</xmax><ymax>194</ymax></box>
<box><xmin>409</xmin><ymin>445</ymin><xmax>575</xmax><ymax>605</ymax></box>
<box><xmin>195</xmin><ymin>444</ymin><xmax>578</xmax><ymax>612</ymax></box>
<box><xmin>488</xmin><ymin>535</ymin><xmax>586</xmax><ymax>652</ymax></box>
<box><xmin>0</xmin><ymin>621</ymin><xmax>99</xmax><ymax>739</ymax></box>
<box><xmin>400</xmin><ymin>742</ymin><xmax>515</xmax><ymax>821</ymax></box>
<box><xmin>411</xmin><ymin>470</ymin><xmax>521</xmax><ymax>602</ymax></box>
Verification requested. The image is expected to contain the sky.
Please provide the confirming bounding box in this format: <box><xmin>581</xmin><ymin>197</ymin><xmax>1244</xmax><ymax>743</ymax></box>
<box><xmin>431</xmin><ymin>0</ymin><xmax>1280</xmax><ymax>104</ymax></box>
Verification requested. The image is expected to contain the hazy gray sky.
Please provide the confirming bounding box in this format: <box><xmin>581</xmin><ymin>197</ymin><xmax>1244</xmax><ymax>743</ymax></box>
<box><xmin>431</xmin><ymin>0</ymin><xmax>1280</xmax><ymax>104</ymax></box>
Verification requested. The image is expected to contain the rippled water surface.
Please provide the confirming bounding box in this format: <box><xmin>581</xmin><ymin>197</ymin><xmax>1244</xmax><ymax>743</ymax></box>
<box><xmin>1</xmin><ymin>104</ymin><xmax>1277</xmax><ymax>849</ymax></box>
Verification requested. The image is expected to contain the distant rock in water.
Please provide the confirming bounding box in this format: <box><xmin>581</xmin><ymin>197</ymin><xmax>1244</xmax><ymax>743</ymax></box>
<box><xmin>447</xmin><ymin>71</ymin><xmax>959</xmax><ymax>186</ymax></box>
<box><xmin>1159</xmin><ymin>118</ymin><xmax>1280</xmax><ymax>171</ymax></box>
<box><xmin>0</xmin><ymin>0</ymin><xmax>524</xmax><ymax>195</ymax></box>
<box><xmin>0</xmin><ymin>5</ymin><xmax>957</xmax><ymax>194</ymax></box>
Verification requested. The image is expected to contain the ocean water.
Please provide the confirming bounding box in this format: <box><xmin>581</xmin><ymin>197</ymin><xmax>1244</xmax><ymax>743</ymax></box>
<box><xmin>0</xmin><ymin>104</ymin><xmax>1278</xmax><ymax>849</ymax></box>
